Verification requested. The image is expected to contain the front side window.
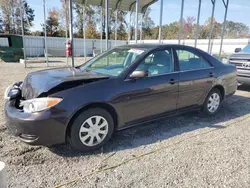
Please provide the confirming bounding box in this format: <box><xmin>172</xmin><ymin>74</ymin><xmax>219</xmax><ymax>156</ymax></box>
<box><xmin>176</xmin><ymin>49</ymin><xmax>212</xmax><ymax>71</ymax></box>
<box><xmin>136</xmin><ymin>49</ymin><xmax>174</xmax><ymax>76</ymax></box>
<box><xmin>79</xmin><ymin>48</ymin><xmax>145</xmax><ymax>76</ymax></box>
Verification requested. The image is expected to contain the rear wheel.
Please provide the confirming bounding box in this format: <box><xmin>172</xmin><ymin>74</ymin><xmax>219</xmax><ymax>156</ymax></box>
<box><xmin>202</xmin><ymin>88</ymin><xmax>222</xmax><ymax>116</ymax></box>
<box><xmin>68</xmin><ymin>108</ymin><xmax>114</xmax><ymax>152</ymax></box>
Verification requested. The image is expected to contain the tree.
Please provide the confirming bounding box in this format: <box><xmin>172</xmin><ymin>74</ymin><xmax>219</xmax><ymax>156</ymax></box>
<box><xmin>116</xmin><ymin>14</ymin><xmax>128</xmax><ymax>40</ymax></box>
<box><xmin>0</xmin><ymin>0</ymin><xmax>17</xmax><ymax>33</ymax></box>
<box><xmin>0</xmin><ymin>12</ymin><xmax>3</xmax><ymax>33</ymax></box>
<box><xmin>60</xmin><ymin>0</ymin><xmax>69</xmax><ymax>38</ymax></box>
<box><xmin>74</xmin><ymin>3</ymin><xmax>96</xmax><ymax>38</ymax></box>
<box><xmin>109</xmin><ymin>10</ymin><xmax>127</xmax><ymax>40</ymax></box>
<box><xmin>161</xmin><ymin>22</ymin><xmax>179</xmax><ymax>39</ymax></box>
<box><xmin>42</xmin><ymin>8</ymin><xmax>63</xmax><ymax>37</ymax></box>
<box><xmin>145</xmin><ymin>16</ymin><xmax>250</xmax><ymax>40</ymax></box>
<box><xmin>202</xmin><ymin>18</ymin><xmax>220</xmax><ymax>39</ymax></box>
<box><xmin>86</xmin><ymin>20</ymin><xmax>99</xmax><ymax>39</ymax></box>
<box><xmin>0</xmin><ymin>0</ymin><xmax>34</xmax><ymax>35</ymax></box>
<box><xmin>141</xmin><ymin>7</ymin><xmax>155</xmax><ymax>39</ymax></box>
<box><xmin>31</xmin><ymin>31</ymin><xmax>43</xmax><ymax>36</ymax></box>
<box><xmin>225</xmin><ymin>21</ymin><xmax>249</xmax><ymax>38</ymax></box>
<box><xmin>183</xmin><ymin>16</ymin><xmax>196</xmax><ymax>38</ymax></box>
<box><xmin>22</xmin><ymin>0</ymin><xmax>35</xmax><ymax>34</ymax></box>
<box><xmin>198</xmin><ymin>25</ymin><xmax>210</xmax><ymax>39</ymax></box>
<box><xmin>151</xmin><ymin>26</ymin><xmax>159</xmax><ymax>39</ymax></box>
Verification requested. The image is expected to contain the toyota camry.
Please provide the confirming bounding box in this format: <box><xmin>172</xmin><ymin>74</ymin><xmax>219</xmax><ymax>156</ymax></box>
<box><xmin>4</xmin><ymin>44</ymin><xmax>237</xmax><ymax>151</ymax></box>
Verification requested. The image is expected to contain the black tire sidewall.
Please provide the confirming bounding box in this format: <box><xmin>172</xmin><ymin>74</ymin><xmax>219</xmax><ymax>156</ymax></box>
<box><xmin>68</xmin><ymin>108</ymin><xmax>114</xmax><ymax>152</ymax></box>
<box><xmin>203</xmin><ymin>88</ymin><xmax>222</xmax><ymax>116</ymax></box>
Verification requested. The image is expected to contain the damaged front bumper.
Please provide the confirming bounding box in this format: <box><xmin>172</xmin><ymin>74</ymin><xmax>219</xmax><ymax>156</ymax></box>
<box><xmin>5</xmin><ymin>100</ymin><xmax>67</xmax><ymax>146</ymax></box>
<box><xmin>4</xmin><ymin>81</ymin><xmax>23</xmax><ymax>100</ymax></box>
<box><xmin>4</xmin><ymin>83</ymin><xmax>67</xmax><ymax>146</ymax></box>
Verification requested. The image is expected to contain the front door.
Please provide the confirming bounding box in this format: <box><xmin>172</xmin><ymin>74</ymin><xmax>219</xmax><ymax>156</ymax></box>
<box><xmin>121</xmin><ymin>48</ymin><xmax>179</xmax><ymax>124</ymax></box>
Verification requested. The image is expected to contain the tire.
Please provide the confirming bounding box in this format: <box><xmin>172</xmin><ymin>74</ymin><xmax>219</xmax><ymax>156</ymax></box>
<box><xmin>202</xmin><ymin>88</ymin><xmax>222</xmax><ymax>116</ymax></box>
<box><xmin>68</xmin><ymin>108</ymin><xmax>114</xmax><ymax>152</ymax></box>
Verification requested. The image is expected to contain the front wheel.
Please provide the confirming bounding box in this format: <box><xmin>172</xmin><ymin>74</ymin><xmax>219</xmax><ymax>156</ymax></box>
<box><xmin>68</xmin><ymin>108</ymin><xmax>114</xmax><ymax>152</ymax></box>
<box><xmin>202</xmin><ymin>88</ymin><xmax>222</xmax><ymax>116</ymax></box>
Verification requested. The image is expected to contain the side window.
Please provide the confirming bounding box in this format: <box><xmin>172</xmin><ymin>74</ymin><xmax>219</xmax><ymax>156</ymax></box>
<box><xmin>0</xmin><ymin>37</ymin><xmax>10</xmax><ymax>47</ymax></box>
<box><xmin>136</xmin><ymin>49</ymin><xmax>174</xmax><ymax>76</ymax></box>
<box><xmin>144</xmin><ymin>54</ymin><xmax>153</xmax><ymax>64</ymax></box>
<box><xmin>176</xmin><ymin>49</ymin><xmax>212</xmax><ymax>71</ymax></box>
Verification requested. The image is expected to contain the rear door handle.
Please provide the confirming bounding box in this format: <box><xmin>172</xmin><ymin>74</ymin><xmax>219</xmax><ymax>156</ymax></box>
<box><xmin>169</xmin><ymin>79</ymin><xmax>176</xmax><ymax>85</ymax></box>
<box><xmin>209</xmin><ymin>72</ymin><xmax>215</xmax><ymax>77</ymax></box>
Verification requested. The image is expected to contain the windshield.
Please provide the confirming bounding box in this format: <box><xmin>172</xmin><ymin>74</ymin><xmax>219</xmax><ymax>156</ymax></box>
<box><xmin>241</xmin><ymin>44</ymin><xmax>250</xmax><ymax>53</ymax></box>
<box><xmin>79</xmin><ymin>48</ymin><xmax>145</xmax><ymax>76</ymax></box>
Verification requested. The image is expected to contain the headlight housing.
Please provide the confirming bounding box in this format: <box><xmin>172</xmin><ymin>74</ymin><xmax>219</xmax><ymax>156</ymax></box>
<box><xmin>4</xmin><ymin>82</ymin><xmax>23</xmax><ymax>100</ymax></box>
<box><xmin>20</xmin><ymin>97</ymin><xmax>62</xmax><ymax>113</ymax></box>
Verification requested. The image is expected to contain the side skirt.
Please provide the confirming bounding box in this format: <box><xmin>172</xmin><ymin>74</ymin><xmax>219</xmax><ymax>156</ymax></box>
<box><xmin>117</xmin><ymin>105</ymin><xmax>201</xmax><ymax>131</ymax></box>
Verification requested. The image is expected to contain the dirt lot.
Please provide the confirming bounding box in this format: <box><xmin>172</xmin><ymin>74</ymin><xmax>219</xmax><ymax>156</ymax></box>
<box><xmin>1</xmin><ymin>60</ymin><xmax>250</xmax><ymax>188</ymax></box>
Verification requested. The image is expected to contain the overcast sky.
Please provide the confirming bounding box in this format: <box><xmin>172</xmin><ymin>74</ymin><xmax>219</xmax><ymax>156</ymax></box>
<box><xmin>27</xmin><ymin>0</ymin><xmax>250</xmax><ymax>31</ymax></box>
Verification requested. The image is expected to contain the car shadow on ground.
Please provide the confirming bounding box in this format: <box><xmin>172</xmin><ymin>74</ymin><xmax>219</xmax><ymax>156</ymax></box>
<box><xmin>238</xmin><ymin>84</ymin><xmax>250</xmax><ymax>92</ymax></box>
<box><xmin>50</xmin><ymin>92</ymin><xmax>250</xmax><ymax>157</ymax></box>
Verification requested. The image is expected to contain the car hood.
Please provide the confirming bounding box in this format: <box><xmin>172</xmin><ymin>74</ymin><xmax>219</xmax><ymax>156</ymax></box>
<box><xmin>229</xmin><ymin>52</ymin><xmax>250</xmax><ymax>61</ymax></box>
<box><xmin>21</xmin><ymin>67</ymin><xmax>109</xmax><ymax>99</ymax></box>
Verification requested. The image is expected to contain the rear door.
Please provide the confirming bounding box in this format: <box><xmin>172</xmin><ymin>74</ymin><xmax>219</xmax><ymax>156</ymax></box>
<box><xmin>175</xmin><ymin>47</ymin><xmax>215</xmax><ymax>109</ymax></box>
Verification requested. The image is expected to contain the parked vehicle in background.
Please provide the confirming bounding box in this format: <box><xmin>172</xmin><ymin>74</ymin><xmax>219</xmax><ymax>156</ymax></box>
<box><xmin>4</xmin><ymin>44</ymin><xmax>237</xmax><ymax>152</ymax></box>
<box><xmin>229</xmin><ymin>44</ymin><xmax>250</xmax><ymax>85</ymax></box>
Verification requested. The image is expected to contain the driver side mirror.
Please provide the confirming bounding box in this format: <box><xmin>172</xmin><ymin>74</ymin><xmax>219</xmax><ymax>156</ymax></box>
<box><xmin>129</xmin><ymin>70</ymin><xmax>148</xmax><ymax>79</ymax></box>
<box><xmin>234</xmin><ymin>48</ymin><xmax>241</xmax><ymax>53</ymax></box>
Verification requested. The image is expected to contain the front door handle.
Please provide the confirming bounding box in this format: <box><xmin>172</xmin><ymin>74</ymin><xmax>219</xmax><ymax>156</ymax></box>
<box><xmin>209</xmin><ymin>72</ymin><xmax>215</xmax><ymax>77</ymax></box>
<box><xmin>169</xmin><ymin>79</ymin><xmax>176</xmax><ymax>85</ymax></box>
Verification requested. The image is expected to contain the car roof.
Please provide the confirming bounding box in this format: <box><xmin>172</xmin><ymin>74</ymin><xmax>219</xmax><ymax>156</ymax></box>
<box><xmin>117</xmin><ymin>44</ymin><xmax>192</xmax><ymax>50</ymax></box>
<box><xmin>116</xmin><ymin>43</ymin><xmax>224</xmax><ymax>67</ymax></box>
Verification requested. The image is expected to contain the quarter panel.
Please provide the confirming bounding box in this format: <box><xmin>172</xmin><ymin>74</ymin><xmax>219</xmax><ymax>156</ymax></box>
<box><xmin>212</xmin><ymin>65</ymin><xmax>237</xmax><ymax>97</ymax></box>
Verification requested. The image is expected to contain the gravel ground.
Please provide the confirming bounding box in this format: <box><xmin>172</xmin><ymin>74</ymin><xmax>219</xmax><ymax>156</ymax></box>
<box><xmin>1</xmin><ymin>60</ymin><xmax>250</xmax><ymax>188</ymax></box>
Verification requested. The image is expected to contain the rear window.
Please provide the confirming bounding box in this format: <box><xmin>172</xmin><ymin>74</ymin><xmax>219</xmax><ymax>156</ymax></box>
<box><xmin>0</xmin><ymin>37</ymin><xmax>10</xmax><ymax>47</ymax></box>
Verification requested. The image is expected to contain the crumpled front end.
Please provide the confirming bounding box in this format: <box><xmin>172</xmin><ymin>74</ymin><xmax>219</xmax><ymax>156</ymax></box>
<box><xmin>4</xmin><ymin>82</ymin><xmax>68</xmax><ymax>146</ymax></box>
